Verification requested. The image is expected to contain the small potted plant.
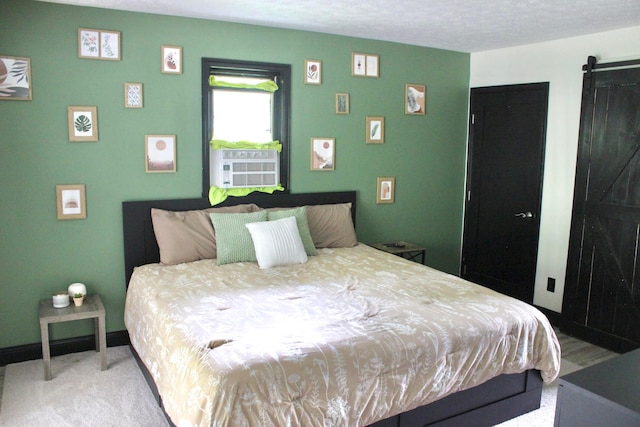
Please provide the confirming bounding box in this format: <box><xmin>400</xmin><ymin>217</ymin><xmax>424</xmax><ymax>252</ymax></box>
<box><xmin>73</xmin><ymin>293</ymin><xmax>84</xmax><ymax>307</ymax></box>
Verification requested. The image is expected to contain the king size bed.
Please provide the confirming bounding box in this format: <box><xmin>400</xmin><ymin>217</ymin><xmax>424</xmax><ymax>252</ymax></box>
<box><xmin>122</xmin><ymin>190</ymin><xmax>560</xmax><ymax>427</ymax></box>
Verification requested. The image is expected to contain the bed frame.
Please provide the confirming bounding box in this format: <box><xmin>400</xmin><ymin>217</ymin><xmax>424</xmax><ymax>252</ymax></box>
<box><xmin>122</xmin><ymin>191</ymin><xmax>543</xmax><ymax>427</ymax></box>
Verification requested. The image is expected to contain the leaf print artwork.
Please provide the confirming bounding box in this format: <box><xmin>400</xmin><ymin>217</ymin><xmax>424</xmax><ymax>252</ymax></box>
<box><xmin>74</xmin><ymin>115</ymin><xmax>92</xmax><ymax>133</ymax></box>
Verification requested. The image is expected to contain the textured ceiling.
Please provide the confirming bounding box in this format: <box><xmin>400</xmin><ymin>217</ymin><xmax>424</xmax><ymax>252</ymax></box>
<box><xmin>39</xmin><ymin>0</ymin><xmax>640</xmax><ymax>52</ymax></box>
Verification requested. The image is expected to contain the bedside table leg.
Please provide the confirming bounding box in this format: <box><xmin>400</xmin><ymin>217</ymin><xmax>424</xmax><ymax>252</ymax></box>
<box><xmin>40</xmin><ymin>320</ymin><xmax>52</xmax><ymax>381</ymax></box>
<box><xmin>97</xmin><ymin>314</ymin><xmax>107</xmax><ymax>371</ymax></box>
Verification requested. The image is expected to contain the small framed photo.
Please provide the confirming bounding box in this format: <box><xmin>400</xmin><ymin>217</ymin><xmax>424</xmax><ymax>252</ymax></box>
<box><xmin>56</xmin><ymin>184</ymin><xmax>87</xmax><ymax>220</ymax></box>
<box><xmin>352</xmin><ymin>52</ymin><xmax>379</xmax><ymax>78</ymax></box>
<box><xmin>406</xmin><ymin>83</ymin><xmax>426</xmax><ymax>115</ymax></box>
<box><xmin>124</xmin><ymin>82</ymin><xmax>143</xmax><ymax>108</ymax></box>
<box><xmin>304</xmin><ymin>59</ymin><xmax>321</xmax><ymax>85</ymax></box>
<box><xmin>78</xmin><ymin>28</ymin><xmax>121</xmax><ymax>60</ymax></box>
<box><xmin>366</xmin><ymin>116</ymin><xmax>384</xmax><ymax>144</ymax></box>
<box><xmin>161</xmin><ymin>46</ymin><xmax>182</xmax><ymax>74</ymax></box>
<box><xmin>145</xmin><ymin>134</ymin><xmax>176</xmax><ymax>173</ymax></box>
<box><xmin>68</xmin><ymin>106</ymin><xmax>98</xmax><ymax>142</ymax></box>
<box><xmin>310</xmin><ymin>137</ymin><xmax>335</xmax><ymax>170</ymax></box>
<box><xmin>336</xmin><ymin>93</ymin><xmax>349</xmax><ymax>114</ymax></box>
<box><xmin>376</xmin><ymin>177</ymin><xmax>395</xmax><ymax>204</ymax></box>
<box><xmin>0</xmin><ymin>55</ymin><xmax>32</xmax><ymax>101</ymax></box>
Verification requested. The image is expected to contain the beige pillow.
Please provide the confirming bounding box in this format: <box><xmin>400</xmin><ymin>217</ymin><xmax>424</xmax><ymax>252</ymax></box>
<box><xmin>306</xmin><ymin>202</ymin><xmax>357</xmax><ymax>248</ymax></box>
<box><xmin>151</xmin><ymin>204</ymin><xmax>259</xmax><ymax>265</ymax></box>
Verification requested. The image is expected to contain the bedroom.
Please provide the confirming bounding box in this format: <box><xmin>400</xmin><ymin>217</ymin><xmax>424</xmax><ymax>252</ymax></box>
<box><xmin>0</xmin><ymin>0</ymin><xmax>639</xmax><ymax>424</ymax></box>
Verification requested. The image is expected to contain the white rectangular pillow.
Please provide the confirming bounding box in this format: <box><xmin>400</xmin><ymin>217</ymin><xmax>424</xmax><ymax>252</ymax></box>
<box><xmin>245</xmin><ymin>216</ymin><xmax>308</xmax><ymax>269</ymax></box>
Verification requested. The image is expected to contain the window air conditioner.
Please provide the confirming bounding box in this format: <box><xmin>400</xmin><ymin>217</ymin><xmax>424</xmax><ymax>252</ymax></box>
<box><xmin>211</xmin><ymin>149</ymin><xmax>279</xmax><ymax>189</ymax></box>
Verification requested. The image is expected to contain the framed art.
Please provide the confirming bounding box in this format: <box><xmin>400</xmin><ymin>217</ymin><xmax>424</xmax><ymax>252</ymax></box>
<box><xmin>78</xmin><ymin>28</ymin><xmax>121</xmax><ymax>60</ymax></box>
<box><xmin>336</xmin><ymin>93</ymin><xmax>349</xmax><ymax>114</ymax></box>
<box><xmin>310</xmin><ymin>137</ymin><xmax>335</xmax><ymax>170</ymax></box>
<box><xmin>352</xmin><ymin>52</ymin><xmax>379</xmax><ymax>78</ymax></box>
<box><xmin>304</xmin><ymin>59</ymin><xmax>321</xmax><ymax>85</ymax></box>
<box><xmin>145</xmin><ymin>134</ymin><xmax>176</xmax><ymax>173</ymax></box>
<box><xmin>56</xmin><ymin>184</ymin><xmax>87</xmax><ymax>220</ymax></box>
<box><xmin>405</xmin><ymin>83</ymin><xmax>426</xmax><ymax>115</ymax></box>
<box><xmin>124</xmin><ymin>82</ymin><xmax>143</xmax><ymax>108</ymax></box>
<box><xmin>376</xmin><ymin>177</ymin><xmax>395</xmax><ymax>204</ymax></box>
<box><xmin>68</xmin><ymin>106</ymin><xmax>98</xmax><ymax>142</ymax></box>
<box><xmin>161</xmin><ymin>46</ymin><xmax>182</xmax><ymax>74</ymax></box>
<box><xmin>0</xmin><ymin>55</ymin><xmax>32</xmax><ymax>101</ymax></box>
<box><xmin>366</xmin><ymin>116</ymin><xmax>385</xmax><ymax>144</ymax></box>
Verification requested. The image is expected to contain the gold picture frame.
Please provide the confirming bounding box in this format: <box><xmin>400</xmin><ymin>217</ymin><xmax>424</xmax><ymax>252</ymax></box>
<box><xmin>56</xmin><ymin>184</ymin><xmax>87</xmax><ymax>220</ymax></box>
<box><xmin>161</xmin><ymin>46</ymin><xmax>182</xmax><ymax>74</ymax></box>
<box><xmin>405</xmin><ymin>83</ymin><xmax>426</xmax><ymax>115</ymax></box>
<box><xmin>304</xmin><ymin>59</ymin><xmax>321</xmax><ymax>85</ymax></box>
<box><xmin>366</xmin><ymin>116</ymin><xmax>384</xmax><ymax>144</ymax></box>
<box><xmin>0</xmin><ymin>55</ymin><xmax>32</xmax><ymax>101</ymax></box>
<box><xmin>376</xmin><ymin>177</ymin><xmax>395</xmax><ymax>204</ymax></box>
<box><xmin>336</xmin><ymin>93</ymin><xmax>349</xmax><ymax>114</ymax></box>
<box><xmin>67</xmin><ymin>106</ymin><xmax>98</xmax><ymax>142</ymax></box>
<box><xmin>145</xmin><ymin>134</ymin><xmax>176</xmax><ymax>173</ymax></box>
<box><xmin>310</xmin><ymin>137</ymin><xmax>335</xmax><ymax>170</ymax></box>
<box><xmin>352</xmin><ymin>52</ymin><xmax>379</xmax><ymax>78</ymax></box>
<box><xmin>78</xmin><ymin>28</ymin><xmax>121</xmax><ymax>60</ymax></box>
<box><xmin>124</xmin><ymin>82</ymin><xmax>143</xmax><ymax>108</ymax></box>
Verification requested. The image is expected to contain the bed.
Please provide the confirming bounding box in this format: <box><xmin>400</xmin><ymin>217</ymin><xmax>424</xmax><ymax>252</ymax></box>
<box><xmin>122</xmin><ymin>191</ymin><xmax>560</xmax><ymax>427</ymax></box>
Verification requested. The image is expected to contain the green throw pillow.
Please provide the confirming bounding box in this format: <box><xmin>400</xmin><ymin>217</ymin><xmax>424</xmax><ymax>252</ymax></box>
<box><xmin>209</xmin><ymin>210</ymin><xmax>268</xmax><ymax>265</ymax></box>
<box><xmin>267</xmin><ymin>206</ymin><xmax>318</xmax><ymax>256</ymax></box>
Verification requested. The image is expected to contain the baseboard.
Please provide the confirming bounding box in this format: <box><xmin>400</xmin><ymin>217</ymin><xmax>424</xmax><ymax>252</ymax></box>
<box><xmin>0</xmin><ymin>330</ymin><xmax>129</xmax><ymax>366</ymax></box>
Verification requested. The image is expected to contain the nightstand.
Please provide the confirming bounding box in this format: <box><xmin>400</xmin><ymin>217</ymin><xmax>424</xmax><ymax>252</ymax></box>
<box><xmin>39</xmin><ymin>294</ymin><xmax>107</xmax><ymax>380</ymax></box>
<box><xmin>370</xmin><ymin>241</ymin><xmax>426</xmax><ymax>264</ymax></box>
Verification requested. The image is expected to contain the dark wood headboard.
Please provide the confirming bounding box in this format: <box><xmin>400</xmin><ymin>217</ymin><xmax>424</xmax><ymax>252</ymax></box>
<box><xmin>122</xmin><ymin>191</ymin><xmax>357</xmax><ymax>285</ymax></box>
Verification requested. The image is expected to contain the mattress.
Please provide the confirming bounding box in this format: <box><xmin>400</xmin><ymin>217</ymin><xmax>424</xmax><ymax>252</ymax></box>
<box><xmin>124</xmin><ymin>243</ymin><xmax>561</xmax><ymax>427</ymax></box>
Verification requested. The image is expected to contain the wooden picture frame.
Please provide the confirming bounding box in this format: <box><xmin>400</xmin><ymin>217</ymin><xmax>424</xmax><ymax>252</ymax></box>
<box><xmin>366</xmin><ymin>116</ymin><xmax>385</xmax><ymax>144</ymax></box>
<box><xmin>124</xmin><ymin>82</ymin><xmax>143</xmax><ymax>108</ymax></box>
<box><xmin>56</xmin><ymin>184</ymin><xmax>87</xmax><ymax>220</ymax></box>
<box><xmin>406</xmin><ymin>83</ymin><xmax>426</xmax><ymax>115</ymax></box>
<box><xmin>68</xmin><ymin>106</ymin><xmax>98</xmax><ymax>142</ymax></box>
<box><xmin>310</xmin><ymin>137</ymin><xmax>335</xmax><ymax>170</ymax></box>
<box><xmin>145</xmin><ymin>134</ymin><xmax>176</xmax><ymax>173</ymax></box>
<box><xmin>0</xmin><ymin>55</ymin><xmax>32</xmax><ymax>101</ymax></box>
<box><xmin>376</xmin><ymin>177</ymin><xmax>395</xmax><ymax>204</ymax></box>
<box><xmin>336</xmin><ymin>93</ymin><xmax>349</xmax><ymax>114</ymax></box>
<box><xmin>352</xmin><ymin>52</ymin><xmax>379</xmax><ymax>78</ymax></box>
<box><xmin>78</xmin><ymin>28</ymin><xmax>121</xmax><ymax>60</ymax></box>
<box><xmin>304</xmin><ymin>59</ymin><xmax>321</xmax><ymax>85</ymax></box>
<box><xmin>161</xmin><ymin>46</ymin><xmax>182</xmax><ymax>74</ymax></box>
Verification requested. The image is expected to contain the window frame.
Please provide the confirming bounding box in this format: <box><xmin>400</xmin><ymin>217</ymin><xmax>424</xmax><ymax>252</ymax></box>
<box><xmin>201</xmin><ymin>58</ymin><xmax>291</xmax><ymax>197</ymax></box>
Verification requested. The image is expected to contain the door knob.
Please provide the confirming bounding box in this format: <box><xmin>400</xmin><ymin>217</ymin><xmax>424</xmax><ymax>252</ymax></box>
<box><xmin>514</xmin><ymin>212</ymin><xmax>533</xmax><ymax>218</ymax></box>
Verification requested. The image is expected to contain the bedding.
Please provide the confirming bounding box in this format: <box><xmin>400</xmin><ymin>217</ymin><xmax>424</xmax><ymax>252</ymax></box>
<box><xmin>124</xmin><ymin>243</ymin><xmax>560</xmax><ymax>427</ymax></box>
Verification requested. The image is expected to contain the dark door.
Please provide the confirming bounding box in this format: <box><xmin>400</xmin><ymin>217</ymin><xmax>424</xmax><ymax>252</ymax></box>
<box><xmin>462</xmin><ymin>83</ymin><xmax>548</xmax><ymax>304</ymax></box>
<box><xmin>563</xmin><ymin>64</ymin><xmax>640</xmax><ymax>353</ymax></box>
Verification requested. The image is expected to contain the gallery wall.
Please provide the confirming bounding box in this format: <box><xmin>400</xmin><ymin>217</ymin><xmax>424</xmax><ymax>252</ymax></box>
<box><xmin>0</xmin><ymin>0</ymin><xmax>470</xmax><ymax>348</ymax></box>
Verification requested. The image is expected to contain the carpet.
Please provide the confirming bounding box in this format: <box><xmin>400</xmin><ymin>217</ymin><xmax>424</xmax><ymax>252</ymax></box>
<box><xmin>0</xmin><ymin>346</ymin><xmax>168</xmax><ymax>427</ymax></box>
<box><xmin>0</xmin><ymin>347</ymin><xmax>580</xmax><ymax>426</ymax></box>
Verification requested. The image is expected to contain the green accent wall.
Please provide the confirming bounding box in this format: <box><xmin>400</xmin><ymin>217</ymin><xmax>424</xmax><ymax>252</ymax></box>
<box><xmin>0</xmin><ymin>0</ymin><xmax>470</xmax><ymax>348</ymax></box>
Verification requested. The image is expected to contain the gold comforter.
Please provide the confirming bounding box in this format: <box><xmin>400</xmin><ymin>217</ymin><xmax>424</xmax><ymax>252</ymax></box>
<box><xmin>124</xmin><ymin>244</ymin><xmax>560</xmax><ymax>427</ymax></box>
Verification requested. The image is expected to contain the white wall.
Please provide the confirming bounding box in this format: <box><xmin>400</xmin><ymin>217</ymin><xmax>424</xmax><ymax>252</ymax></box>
<box><xmin>470</xmin><ymin>26</ymin><xmax>640</xmax><ymax>313</ymax></box>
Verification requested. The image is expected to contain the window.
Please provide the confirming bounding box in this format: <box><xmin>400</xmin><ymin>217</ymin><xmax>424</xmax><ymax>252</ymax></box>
<box><xmin>201</xmin><ymin>58</ymin><xmax>291</xmax><ymax>197</ymax></box>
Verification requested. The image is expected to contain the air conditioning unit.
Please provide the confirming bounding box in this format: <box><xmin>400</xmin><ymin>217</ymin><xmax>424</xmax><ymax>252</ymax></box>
<box><xmin>211</xmin><ymin>149</ymin><xmax>279</xmax><ymax>189</ymax></box>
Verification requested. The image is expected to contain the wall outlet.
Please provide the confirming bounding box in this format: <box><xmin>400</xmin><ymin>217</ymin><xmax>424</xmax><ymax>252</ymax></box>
<box><xmin>547</xmin><ymin>277</ymin><xmax>556</xmax><ymax>292</ymax></box>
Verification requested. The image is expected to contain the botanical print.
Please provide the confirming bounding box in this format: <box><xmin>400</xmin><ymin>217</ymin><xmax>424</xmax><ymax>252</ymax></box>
<box><xmin>79</xmin><ymin>29</ymin><xmax>100</xmax><ymax>57</ymax></box>
<box><xmin>406</xmin><ymin>84</ymin><xmax>426</xmax><ymax>115</ymax></box>
<box><xmin>304</xmin><ymin>60</ymin><xmax>321</xmax><ymax>84</ymax></box>
<box><xmin>100</xmin><ymin>31</ymin><xmax>120</xmax><ymax>59</ymax></box>
<box><xmin>0</xmin><ymin>56</ymin><xmax>31</xmax><ymax>100</ymax></box>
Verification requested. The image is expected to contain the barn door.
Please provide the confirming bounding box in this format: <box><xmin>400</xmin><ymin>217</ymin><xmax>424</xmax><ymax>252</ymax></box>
<box><xmin>563</xmin><ymin>57</ymin><xmax>640</xmax><ymax>352</ymax></box>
